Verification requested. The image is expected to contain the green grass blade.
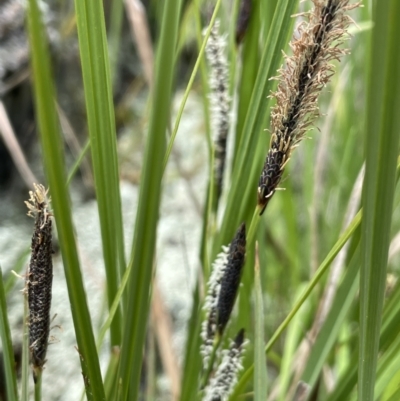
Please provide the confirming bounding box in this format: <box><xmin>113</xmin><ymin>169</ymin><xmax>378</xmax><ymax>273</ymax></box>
<box><xmin>232</xmin><ymin>0</ymin><xmax>260</xmax><ymax>166</ymax></box>
<box><xmin>66</xmin><ymin>139</ymin><xmax>91</xmax><ymax>186</ymax></box>
<box><xmin>118</xmin><ymin>1</ymin><xmax>183</xmax><ymax>399</ymax></box>
<box><xmin>3</xmin><ymin>248</ymin><xmax>30</xmax><ymax>295</ymax></box>
<box><xmin>358</xmin><ymin>1</ymin><xmax>400</xmax><ymax>399</ymax></box>
<box><xmin>179</xmin><ymin>283</ymin><xmax>202</xmax><ymax>401</ymax></box>
<box><xmin>327</xmin><ymin>267</ymin><xmax>400</xmax><ymax>401</ymax></box>
<box><xmin>26</xmin><ymin>1</ymin><xmax>105</xmax><ymax>398</ymax></box>
<box><xmin>73</xmin><ymin>0</ymin><xmax>126</xmax><ymax>345</ymax></box>
<box><xmin>21</xmin><ymin>295</ymin><xmax>29</xmax><ymax>401</ymax></box>
<box><xmin>254</xmin><ymin>248</ymin><xmax>267</xmax><ymax>401</ymax></box>
<box><xmin>301</xmin><ymin>243</ymin><xmax>360</xmax><ymax>390</ymax></box>
<box><xmin>279</xmin><ymin>284</ymin><xmax>311</xmax><ymax>401</ymax></box>
<box><xmin>0</xmin><ymin>267</ymin><xmax>18</xmax><ymax>401</ymax></box>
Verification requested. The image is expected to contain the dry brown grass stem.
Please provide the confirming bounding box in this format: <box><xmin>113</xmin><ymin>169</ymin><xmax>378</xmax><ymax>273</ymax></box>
<box><xmin>0</xmin><ymin>100</ymin><xmax>38</xmax><ymax>187</ymax></box>
<box><xmin>258</xmin><ymin>0</ymin><xmax>358</xmax><ymax>214</ymax></box>
<box><xmin>151</xmin><ymin>280</ymin><xmax>181</xmax><ymax>400</ymax></box>
<box><xmin>125</xmin><ymin>0</ymin><xmax>154</xmax><ymax>87</ymax></box>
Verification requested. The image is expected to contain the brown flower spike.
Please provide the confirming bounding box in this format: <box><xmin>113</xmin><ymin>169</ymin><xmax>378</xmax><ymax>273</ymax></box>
<box><xmin>258</xmin><ymin>0</ymin><xmax>358</xmax><ymax>214</ymax></box>
<box><xmin>25</xmin><ymin>184</ymin><xmax>53</xmax><ymax>382</ymax></box>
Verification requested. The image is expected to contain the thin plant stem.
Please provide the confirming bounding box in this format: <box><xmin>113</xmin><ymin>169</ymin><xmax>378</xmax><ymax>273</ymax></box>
<box><xmin>162</xmin><ymin>0</ymin><xmax>223</xmax><ymax>173</ymax></box>
<box><xmin>34</xmin><ymin>372</ymin><xmax>42</xmax><ymax>401</ymax></box>
<box><xmin>66</xmin><ymin>139</ymin><xmax>91</xmax><ymax>186</ymax></box>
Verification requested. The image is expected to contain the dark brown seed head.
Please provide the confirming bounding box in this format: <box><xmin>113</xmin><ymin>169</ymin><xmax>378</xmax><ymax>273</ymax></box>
<box><xmin>25</xmin><ymin>184</ymin><xmax>53</xmax><ymax>382</ymax></box>
<box><xmin>257</xmin><ymin>0</ymin><xmax>357</xmax><ymax>215</ymax></box>
<box><xmin>216</xmin><ymin>223</ymin><xmax>246</xmax><ymax>335</ymax></box>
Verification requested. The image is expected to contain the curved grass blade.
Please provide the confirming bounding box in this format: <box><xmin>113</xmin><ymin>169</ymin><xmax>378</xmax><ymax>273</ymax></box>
<box><xmin>0</xmin><ymin>267</ymin><xmax>18</xmax><ymax>401</ymax></box>
<box><xmin>301</xmin><ymin>242</ymin><xmax>361</xmax><ymax>390</ymax></box>
<box><xmin>21</xmin><ymin>294</ymin><xmax>29</xmax><ymax>401</ymax></box>
<box><xmin>117</xmin><ymin>1</ymin><xmax>183</xmax><ymax>399</ymax></box>
<box><xmin>73</xmin><ymin>0</ymin><xmax>126</xmax><ymax>345</ymax></box>
<box><xmin>26</xmin><ymin>0</ymin><xmax>105</xmax><ymax>398</ymax></box>
<box><xmin>162</xmin><ymin>0</ymin><xmax>222</xmax><ymax>173</ymax></box>
<box><xmin>3</xmin><ymin>247</ymin><xmax>30</xmax><ymax>295</ymax></box>
<box><xmin>358</xmin><ymin>0</ymin><xmax>400</xmax><ymax>399</ymax></box>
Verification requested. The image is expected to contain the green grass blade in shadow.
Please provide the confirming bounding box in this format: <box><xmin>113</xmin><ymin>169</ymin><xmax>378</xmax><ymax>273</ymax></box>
<box><xmin>0</xmin><ymin>267</ymin><xmax>18</xmax><ymax>401</ymax></box>
<box><xmin>254</xmin><ymin>248</ymin><xmax>267</xmax><ymax>401</ymax></box>
<box><xmin>73</xmin><ymin>0</ymin><xmax>126</xmax><ymax>345</ymax></box>
<box><xmin>358</xmin><ymin>0</ymin><xmax>400</xmax><ymax>399</ymax></box>
<box><xmin>26</xmin><ymin>1</ymin><xmax>105</xmax><ymax>398</ymax></box>
<box><xmin>179</xmin><ymin>283</ymin><xmax>202</xmax><ymax>401</ymax></box>
<box><xmin>117</xmin><ymin>1</ymin><xmax>183</xmax><ymax>399</ymax></box>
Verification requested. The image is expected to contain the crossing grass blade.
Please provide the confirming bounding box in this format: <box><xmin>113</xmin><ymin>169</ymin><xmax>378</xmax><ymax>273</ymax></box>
<box><xmin>117</xmin><ymin>1</ymin><xmax>183</xmax><ymax>399</ymax></box>
<box><xmin>26</xmin><ymin>0</ymin><xmax>105</xmax><ymax>398</ymax></box>
<box><xmin>358</xmin><ymin>0</ymin><xmax>400</xmax><ymax>399</ymax></box>
<box><xmin>73</xmin><ymin>0</ymin><xmax>126</xmax><ymax>345</ymax></box>
<box><xmin>0</xmin><ymin>267</ymin><xmax>18</xmax><ymax>401</ymax></box>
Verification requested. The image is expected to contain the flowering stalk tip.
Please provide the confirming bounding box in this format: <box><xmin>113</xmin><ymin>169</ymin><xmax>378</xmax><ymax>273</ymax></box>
<box><xmin>258</xmin><ymin>0</ymin><xmax>358</xmax><ymax>215</ymax></box>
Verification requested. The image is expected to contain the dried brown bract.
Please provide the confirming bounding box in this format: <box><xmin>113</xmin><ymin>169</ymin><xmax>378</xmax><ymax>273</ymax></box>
<box><xmin>258</xmin><ymin>0</ymin><xmax>358</xmax><ymax>214</ymax></box>
<box><xmin>25</xmin><ymin>183</ymin><xmax>53</xmax><ymax>382</ymax></box>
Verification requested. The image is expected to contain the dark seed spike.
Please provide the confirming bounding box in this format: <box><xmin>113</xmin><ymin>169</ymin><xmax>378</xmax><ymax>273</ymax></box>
<box><xmin>216</xmin><ymin>223</ymin><xmax>246</xmax><ymax>335</ymax></box>
<box><xmin>257</xmin><ymin>0</ymin><xmax>357</xmax><ymax>213</ymax></box>
<box><xmin>25</xmin><ymin>184</ymin><xmax>53</xmax><ymax>382</ymax></box>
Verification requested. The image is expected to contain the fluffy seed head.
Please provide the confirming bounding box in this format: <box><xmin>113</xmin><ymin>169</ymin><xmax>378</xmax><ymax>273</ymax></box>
<box><xmin>258</xmin><ymin>0</ymin><xmax>358</xmax><ymax>214</ymax></box>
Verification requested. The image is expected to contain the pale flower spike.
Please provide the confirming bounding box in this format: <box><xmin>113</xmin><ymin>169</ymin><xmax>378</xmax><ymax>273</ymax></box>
<box><xmin>205</xmin><ymin>19</ymin><xmax>231</xmax><ymax>202</ymax></box>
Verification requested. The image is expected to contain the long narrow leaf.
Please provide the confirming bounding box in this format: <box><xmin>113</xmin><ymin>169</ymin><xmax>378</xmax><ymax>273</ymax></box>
<box><xmin>254</xmin><ymin>247</ymin><xmax>267</xmax><ymax>401</ymax></box>
<box><xmin>0</xmin><ymin>268</ymin><xmax>18</xmax><ymax>401</ymax></box>
<box><xmin>26</xmin><ymin>1</ymin><xmax>105</xmax><ymax>398</ymax></box>
<box><xmin>358</xmin><ymin>0</ymin><xmax>400</xmax><ymax>399</ymax></box>
<box><xmin>73</xmin><ymin>0</ymin><xmax>126</xmax><ymax>345</ymax></box>
<box><xmin>117</xmin><ymin>1</ymin><xmax>183</xmax><ymax>399</ymax></box>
